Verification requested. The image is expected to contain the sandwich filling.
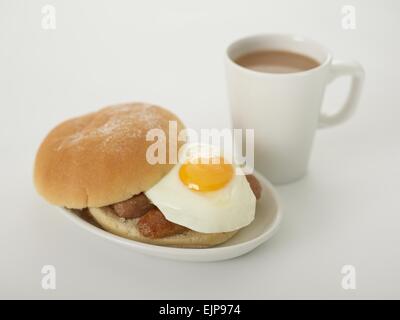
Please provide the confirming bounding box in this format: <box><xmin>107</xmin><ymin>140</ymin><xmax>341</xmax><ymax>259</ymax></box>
<box><xmin>101</xmin><ymin>174</ymin><xmax>261</xmax><ymax>239</ymax></box>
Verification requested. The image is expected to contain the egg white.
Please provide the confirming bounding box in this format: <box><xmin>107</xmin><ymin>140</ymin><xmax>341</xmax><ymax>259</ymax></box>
<box><xmin>144</xmin><ymin>144</ymin><xmax>256</xmax><ymax>233</ymax></box>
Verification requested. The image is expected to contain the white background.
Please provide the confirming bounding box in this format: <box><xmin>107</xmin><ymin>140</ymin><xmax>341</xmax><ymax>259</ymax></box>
<box><xmin>1</xmin><ymin>0</ymin><xmax>399</xmax><ymax>299</ymax></box>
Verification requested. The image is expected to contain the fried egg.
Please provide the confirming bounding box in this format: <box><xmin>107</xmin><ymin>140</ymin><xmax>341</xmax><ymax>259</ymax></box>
<box><xmin>145</xmin><ymin>144</ymin><xmax>256</xmax><ymax>233</ymax></box>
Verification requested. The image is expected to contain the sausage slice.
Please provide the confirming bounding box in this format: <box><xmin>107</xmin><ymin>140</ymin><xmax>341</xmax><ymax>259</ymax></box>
<box><xmin>246</xmin><ymin>174</ymin><xmax>262</xmax><ymax>200</ymax></box>
<box><xmin>137</xmin><ymin>208</ymin><xmax>187</xmax><ymax>239</ymax></box>
<box><xmin>113</xmin><ymin>193</ymin><xmax>154</xmax><ymax>219</ymax></box>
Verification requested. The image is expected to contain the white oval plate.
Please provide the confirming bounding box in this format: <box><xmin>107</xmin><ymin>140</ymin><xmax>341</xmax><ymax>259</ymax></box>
<box><xmin>61</xmin><ymin>172</ymin><xmax>282</xmax><ymax>262</ymax></box>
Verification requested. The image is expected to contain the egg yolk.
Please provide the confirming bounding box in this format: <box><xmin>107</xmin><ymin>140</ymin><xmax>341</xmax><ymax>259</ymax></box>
<box><xmin>179</xmin><ymin>157</ymin><xmax>234</xmax><ymax>192</ymax></box>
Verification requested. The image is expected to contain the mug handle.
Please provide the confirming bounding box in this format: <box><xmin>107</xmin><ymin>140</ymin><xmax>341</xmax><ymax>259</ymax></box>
<box><xmin>319</xmin><ymin>60</ymin><xmax>365</xmax><ymax>128</ymax></box>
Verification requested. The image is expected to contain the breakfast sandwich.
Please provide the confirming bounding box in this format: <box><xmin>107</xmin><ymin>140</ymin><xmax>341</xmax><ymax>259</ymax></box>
<box><xmin>34</xmin><ymin>102</ymin><xmax>261</xmax><ymax>248</ymax></box>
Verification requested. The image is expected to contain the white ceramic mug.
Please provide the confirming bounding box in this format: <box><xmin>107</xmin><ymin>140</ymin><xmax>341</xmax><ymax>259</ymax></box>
<box><xmin>225</xmin><ymin>34</ymin><xmax>365</xmax><ymax>184</ymax></box>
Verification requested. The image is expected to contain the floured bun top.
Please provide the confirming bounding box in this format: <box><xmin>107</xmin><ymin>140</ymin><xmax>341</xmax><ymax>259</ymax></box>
<box><xmin>34</xmin><ymin>102</ymin><xmax>185</xmax><ymax>209</ymax></box>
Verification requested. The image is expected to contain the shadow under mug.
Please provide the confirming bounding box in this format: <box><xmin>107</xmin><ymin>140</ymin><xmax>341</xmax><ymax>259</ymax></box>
<box><xmin>225</xmin><ymin>34</ymin><xmax>365</xmax><ymax>185</ymax></box>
